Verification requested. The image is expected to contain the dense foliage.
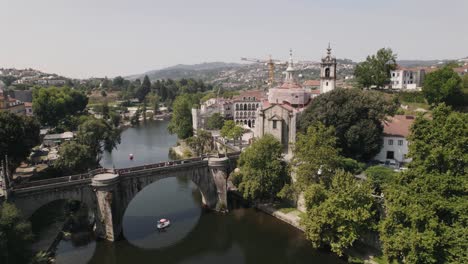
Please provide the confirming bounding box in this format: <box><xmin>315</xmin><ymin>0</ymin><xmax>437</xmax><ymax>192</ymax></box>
<box><xmin>55</xmin><ymin>117</ymin><xmax>121</xmax><ymax>173</ymax></box>
<box><xmin>232</xmin><ymin>134</ymin><xmax>288</xmax><ymax>200</ymax></box>
<box><xmin>354</xmin><ymin>48</ymin><xmax>397</xmax><ymax>88</ymax></box>
<box><xmin>32</xmin><ymin>86</ymin><xmax>88</xmax><ymax>126</ymax></box>
<box><xmin>302</xmin><ymin>170</ymin><xmax>375</xmax><ymax>256</ymax></box>
<box><xmin>379</xmin><ymin>104</ymin><xmax>468</xmax><ymax>263</ymax></box>
<box><xmin>0</xmin><ymin>112</ymin><xmax>40</xmax><ymax>173</ymax></box>
<box><xmin>186</xmin><ymin>130</ymin><xmax>212</xmax><ymax>156</ymax></box>
<box><xmin>220</xmin><ymin>120</ymin><xmax>244</xmax><ymax>146</ymax></box>
<box><xmin>292</xmin><ymin>122</ymin><xmax>341</xmax><ymax>188</ymax></box>
<box><xmin>0</xmin><ymin>203</ymin><xmax>34</xmax><ymax>264</ymax></box>
<box><xmin>422</xmin><ymin>66</ymin><xmax>463</xmax><ymax>107</ymax></box>
<box><xmin>299</xmin><ymin>88</ymin><xmax>398</xmax><ymax>161</ymax></box>
<box><xmin>168</xmin><ymin>93</ymin><xmax>203</xmax><ymax>139</ymax></box>
<box><xmin>206</xmin><ymin>113</ymin><xmax>225</xmax><ymax>130</ymax></box>
<box><xmin>135</xmin><ymin>75</ymin><xmax>151</xmax><ymax>102</ymax></box>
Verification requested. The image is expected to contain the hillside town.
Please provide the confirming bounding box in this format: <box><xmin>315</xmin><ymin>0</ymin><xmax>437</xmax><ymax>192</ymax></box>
<box><xmin>1</xmin><ymin>4</ymin><xmax>467</xmax><ymax>263</ymax></box>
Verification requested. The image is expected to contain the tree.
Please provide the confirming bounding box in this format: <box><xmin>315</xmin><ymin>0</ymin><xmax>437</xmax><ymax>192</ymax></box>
<box><xmin>32</xmin><ymin>87</ymin><xmax>88</xmax><ymax>126</ymax></box>
<box><xmin>231</xmin><ymin>134</ymin><xmax>288</xmax><ymax>200</ymax></box>
<box><xmin>168</xmin><ymin>94</ymin><xmax>200</xmax><ymax>139</ymax></box>
<box><xmin>0</xmin><ymin>112</ymin><xmax>40</xmax><ymax>173</ymax></box>
<box><xmin>379</xmin><ymin>105</ymin><xmax>468</xmax><ymax>263</ymax></box>
<box><xmin>75</xmin><ymin>118</ymin><xmax>121</xmax><ymax>165</ymax></box>
<box><xmin>354</xmin><ymin>48</ymin><xmax>397</xmax><ymax>88</ymax></box>
<box><xmin>364</xmin><ymin>165</ymin><xmax>396</xmax><ymax>194</ymax></box>
<box><xmin>220</xmin><ymin>120</ymin><xmax>244</xmax><ymax>146</ymax></box>
<box><xmin>206</xmin><ymin>113</ymin><xmax>224</xmax><ymax>130</ymax></box>
<box><xmin>302</xmin><ymin>170</ymin><xmax>375</xmax><ymax>256</ymax></box>
<box><xmin>408</xmin><ymin>104</ymin><xmax>467</xmax><ymax>176</ymax></box>
<box><xmin>299</xmin><ymin>88</ymin><xmax>398</xmax><ymax>161</ymax></box>
<box><xmin>422</xmin><ymin>66</ymin><xmax>463</xmax><ymax>106</ymax></box>
<box><xmin>463</xmin><ymin>74</ymin><xmax>468</xmax><ymax>89</ymax></box>
<box><xmin>292</xmin><ymin>122</ymin><xmax>342</xmax><ymax>188</ymax></box>
<box><xmin>0</xmin><ymin>203</ymin><xmax>34</xmax><ymax>264</ymax></box>
<box><xmin>186</xmin><ymin>129</ymin><xmax>212</xmax><ymax>156</ymax></box>
<box><xmin>112</xmin><ymin>76</ymin><xmax>125</xmax><ymax>87</ymax></box>
<box><xmin>54</xmin><ymin>141</ymin><xmax>95</xmax><ymax>174</ymax></box>
<box><xmin>135</xmin><ymin>75</ymin><xmax>151</xmax><ymax>102</ymax></box>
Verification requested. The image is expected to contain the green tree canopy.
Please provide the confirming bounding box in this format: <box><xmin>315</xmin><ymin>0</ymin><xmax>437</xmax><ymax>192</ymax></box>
<box><xmin>0</xmin><ymin>112</ymin><xmax>40</xmax><ymax>173</ymax></box>
<box><xmin>354</xmin><ymin>48</ymin><xmax>397</xmax><ymax>88</ymax></box>
<box><xmin>55</xmin><ymin>141</ymin><xmax>95</xmax><ymax>174</ymax></box>
<box><xmin>302</xmin><ymin>170</ymin><xmax>375</xmax><ymax>256</ymax></box>
<box><xmin>379</xmin><ymin>105</ymin><xmax>468</xmax><ymax>263</ymax></box>
<box><xmin>422</xmin><ymin>66</ymin><xmax>463</xmax><ymax>106</ymax></box>
<box><xmin>206</xmin><ymin>113</ymin><xmax>224</xmax><ymax>130</ymax></box>
<box><xmin>232</xmin><ymin>134</ymin><xmax>288</xmax><ymax>200</ymax></box>
<box><xmin>168</xmin><ymin>93</ymin><xmax>202</xmax><ymax>139</ymax></box>
<box><xmin>220</xmin><ymin>120</ymin><xmax>244</xmax><ymax>146</ymax></box>
<box><xmin>186</xmin><ymin>129</ymin><xmax>212</xmax><ymax>156</ymax></box>
<box><xmin>135</xmin><ymin>75</ymin><xmax>151</xmax><ymax>102</ymax></box>
<box><xmin>76</xmin><ymin>117</ymin><xmax>121</xmax><ymax>165</ymax></box>
<box><xmin>299</xmin><ymin>88</ymin><xmax>398</xmax><ymax>161</ymax></box>
<box><xmin>292</xmin><ymin>122</ymin><xmax>341</xmax><ymax>188</ymax></box>
<box><xmin>32</xmin><ymin>86</ymin><xmax>88</xmax><ymax>127</ymax></box>
<box><xmin>0</xmin><ymin>203</ymin><xmax>34</xmax><ymax>264</ymax></box>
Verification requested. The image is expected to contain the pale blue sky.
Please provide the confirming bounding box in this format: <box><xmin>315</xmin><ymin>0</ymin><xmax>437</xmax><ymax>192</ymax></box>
<box><xmin>1</xmin><ymin>0</ymin><xmax>467</xmax><ymax>78</ymax></box>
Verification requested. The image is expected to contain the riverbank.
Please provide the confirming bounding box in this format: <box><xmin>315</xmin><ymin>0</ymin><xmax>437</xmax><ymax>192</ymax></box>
<box><xmin>254</xmin><ymin>202</ymin><xmax>381</xmax><ymax>264</ymax></box>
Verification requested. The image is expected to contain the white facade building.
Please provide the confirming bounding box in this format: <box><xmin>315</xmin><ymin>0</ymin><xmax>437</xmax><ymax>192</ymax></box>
<box><xmin>390</xmin><ymin>68</ymin><xmax>425</xmax><ymax>90</ymax></box>
<box><xmin>374</xmin><ymin>115</ymin><xmax>415</xmax><ymax>164</ymax></box>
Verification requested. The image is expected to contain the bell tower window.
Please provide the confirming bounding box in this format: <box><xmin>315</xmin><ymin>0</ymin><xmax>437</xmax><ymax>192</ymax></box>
<box><xmin>325</xmin><ymin>68</ymin><xmax>330</xmax><ymax>78</ymax></box>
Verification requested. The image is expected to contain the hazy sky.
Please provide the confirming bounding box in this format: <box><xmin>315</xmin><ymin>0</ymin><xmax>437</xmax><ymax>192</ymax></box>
<box><xmin>1</xmin><ymin>0</ymin><xmax>467</xmax><ymax>78</ymax></box>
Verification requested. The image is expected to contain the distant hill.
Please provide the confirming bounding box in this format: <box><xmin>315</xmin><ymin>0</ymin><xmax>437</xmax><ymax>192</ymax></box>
<box><xmin>127</xmin><ymin>62</ymin><xmax>242</xmax><ymax>81</ymax></box>
<box><xmin>396</xmin><ymin>59</ymin><xmax>451</xmax><ymax>67</ymax></box>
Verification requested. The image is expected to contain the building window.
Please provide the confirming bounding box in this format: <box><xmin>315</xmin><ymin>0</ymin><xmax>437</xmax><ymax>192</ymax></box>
<box><xmin>325</xmin><ymin>68</ymin><xmax>330</xmax><ymax>78</ymax></box>
<box><xmin>273</xmin><ymin>120</ymin><xmax>277</xmax><ymax>129</ymax></box>
<box><xmin>398</xmin><ymin>140</ymin><xmax>403</xmax><ymax>146</ymax></box>
<box><xmin>326</xmin><ymin>82</ymin><xmax>328</xmax><ymax>86</ymax></box>
<box><xmin>388</xmin><ymin>139</ymin><xmax>393</xmax><ymax>145</ymax></box>
<box><xmin>386</xmin><ymin>151</ymin><xmax>394</xmax><ymax>159</ymax></box>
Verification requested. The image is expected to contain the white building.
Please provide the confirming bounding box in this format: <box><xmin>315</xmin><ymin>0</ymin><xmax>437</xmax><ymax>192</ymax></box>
<box><xmin>390</xmin><ymin>68</ymin><xmax>425</xmax><ymax>90</ymax></box>
<box><xmin>374</xmin><ymin>115</ymin><xmax>415</xmax><ymax>164</ymax></box>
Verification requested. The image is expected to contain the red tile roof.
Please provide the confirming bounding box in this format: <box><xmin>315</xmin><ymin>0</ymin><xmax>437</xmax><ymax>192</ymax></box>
<box><xmin>382</xmin><ymin>115</ymin><xmax>415</xmax><ymax>137</ymax></box>
<box><xmin>303</xmin><ymin>80</ymin><xmax>320</xmax><ymax>86</ymax></box>
<box><xmin>233</xmin><ymin>90</ymin><xmax>266</xmax><ymax>101</ymax></box>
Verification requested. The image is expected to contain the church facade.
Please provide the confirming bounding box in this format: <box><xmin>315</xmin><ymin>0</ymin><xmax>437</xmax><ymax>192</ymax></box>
<box><xmin>255</xmin><ymin>46</ymin><xmax>337</xmax><ymax>156</ymax></box>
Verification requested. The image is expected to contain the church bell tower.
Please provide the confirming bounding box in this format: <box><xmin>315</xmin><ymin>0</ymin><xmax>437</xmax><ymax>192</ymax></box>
<box><xmin>320</xmin><ymin>44</ymin><xmax>337</xmax><ymax>94</ymax></box>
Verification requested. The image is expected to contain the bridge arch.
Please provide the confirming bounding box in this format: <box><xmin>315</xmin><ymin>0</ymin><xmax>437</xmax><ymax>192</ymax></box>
<box><xmin>11</xmin><ymin>180</ymin><xmax>96</xmax><ymax>219</ymax></box>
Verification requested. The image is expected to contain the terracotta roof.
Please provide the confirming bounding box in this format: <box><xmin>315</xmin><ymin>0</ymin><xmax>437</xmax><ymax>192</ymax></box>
<box><xmin>310</xmin><ymin>89</ymin><xmax>321</xmax><ymax>94</ymax></box>
<box><xmin>303</xmin><ymin>80</ymin><xmax>320</xmax><ymax>86</ymax></box>
<box><xmin>24</xmin><ymin>102</ymin><xmax>32</xmax><ymax>107</ymax></box>
<box><xmin>233</xmin><ymin>90</ymin><xmax>266</xmax><ymax>101</ymax></box>
<box><xmin>279</xmin><ymin>82</ymin><xmax>302</xmax><ymax>89</ymax></box>
<box><xmin>382</xmin><ymin>115</ymin><xmax>415</xmax><ymax>137</ymax></box>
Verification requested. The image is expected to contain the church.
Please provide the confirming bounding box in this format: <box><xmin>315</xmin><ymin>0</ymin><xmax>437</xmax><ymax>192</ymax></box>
<box><xmin>254</xmin><ymin>46</ymin><xmax>337</xmax><ymax>156</ymax></box>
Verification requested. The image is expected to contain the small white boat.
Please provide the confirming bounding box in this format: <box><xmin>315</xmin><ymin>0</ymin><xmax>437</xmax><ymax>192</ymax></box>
<box><xmin>129</xmin><ymin>153</ymin><xmax>134</xmax><ymax>160</ymax></box>
<box><xmin>157</xmin><ymin>218</ymin><xmax>170</xmax><ymax>229</ymax></box>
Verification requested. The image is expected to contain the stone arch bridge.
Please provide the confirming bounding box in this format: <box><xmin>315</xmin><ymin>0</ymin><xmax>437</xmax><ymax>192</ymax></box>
<box><xmin>7</xmin><ymin>153</ymin><xmax>239</xmax><ymax>241</ymax></box>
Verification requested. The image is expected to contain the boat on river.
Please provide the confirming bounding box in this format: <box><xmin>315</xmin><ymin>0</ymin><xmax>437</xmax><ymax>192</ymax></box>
<box><xmin>157</xmin><ymin>218</ymin><xmax>170</xmax><ymax>229</ymax></box>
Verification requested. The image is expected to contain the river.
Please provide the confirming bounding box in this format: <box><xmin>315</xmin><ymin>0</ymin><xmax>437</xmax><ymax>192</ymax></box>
<box><xmin>31</xmin><ymin>120</ymin><xmax>344</xmax><ymax>264</ymax></box>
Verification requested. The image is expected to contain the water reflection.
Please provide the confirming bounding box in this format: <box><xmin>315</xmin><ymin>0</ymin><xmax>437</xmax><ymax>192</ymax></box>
<box><xmin>122</xmin><ymin>177</ymin><xmax>202</xmax><ymax>249</ymax></box>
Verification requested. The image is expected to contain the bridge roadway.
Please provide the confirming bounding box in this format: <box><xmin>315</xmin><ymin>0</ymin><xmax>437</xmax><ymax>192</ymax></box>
<box><xmin>8</xmin><ymin>152</ymin><xmax>240</xmax><ymax>241</ymax></box>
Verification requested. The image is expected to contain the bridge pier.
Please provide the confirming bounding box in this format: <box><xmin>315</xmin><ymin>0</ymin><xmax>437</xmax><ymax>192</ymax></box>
<box><xmin>92</xmin><ymin>173</ymin><xmax>123</xmax><ymax>242</ymax></box>
<box><xmin>208</xmin><ymin>157</ymin><xmax>231</xmax><ymax>211</ymax></box>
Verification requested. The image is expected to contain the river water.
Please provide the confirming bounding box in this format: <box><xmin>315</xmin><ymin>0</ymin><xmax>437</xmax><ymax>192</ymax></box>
<box><xmin>32</xmin><ymin>120</ymin><xmax>344</xmax><ymax>264</ymax></box>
